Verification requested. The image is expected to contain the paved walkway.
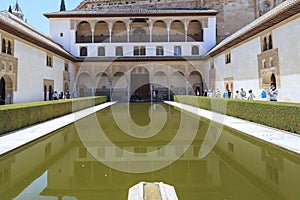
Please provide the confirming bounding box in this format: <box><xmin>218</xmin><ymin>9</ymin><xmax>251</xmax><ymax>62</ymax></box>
<box><xmin>164</xmin><ymin>101</ymin><xmax>300</xmax><ymax>155</ymax></box>
<box><xmin>0</xmin><ymin>102</ymin><xmax>115</xmax><ymax>156</ymax></box>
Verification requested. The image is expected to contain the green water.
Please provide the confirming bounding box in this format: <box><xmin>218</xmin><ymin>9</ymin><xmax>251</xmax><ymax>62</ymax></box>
<box><xmin>1</xmin><ymin>103</ymin><xmax>300</xmax><ymax>200</ymax></box>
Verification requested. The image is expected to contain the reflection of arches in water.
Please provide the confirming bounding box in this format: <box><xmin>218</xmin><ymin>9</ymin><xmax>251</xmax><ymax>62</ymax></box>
<box><xmin>0</xmin><ymin>77</ymin><xmax>5</xmax><ymax>105</ymax></box>
<box><xmin>130</xmin><ymin>66</ymin><xmax>150</xmax><ymax>101</ymax></box>
<box><xmin>189</xmin><ymin>71</ymin><xmax>203</xmax><ymax>95</ymax></box>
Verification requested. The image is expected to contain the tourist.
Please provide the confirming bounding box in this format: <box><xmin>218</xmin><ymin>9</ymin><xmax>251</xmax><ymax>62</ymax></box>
<box><xmin>65</xmin><ymin>91</ymin><xmax>71</xmax><ymax>99</ymax></box>
<box><xmin>52</xmin><ymin>91</ymin><xmax>59</xmax><ymax>100</ymax></box>
<box><xmin>240</xmin><ymin>88</ymin><xmax>246</xmax><ymax>99</ymax></box>
<box><xmin>269</xmin><ymin>83</ymin><xmax>279</xmax><ymax>101</ymax></box>
<box><xmin>234</xmin><ymin>90</ymin><xmax>240</xmax><ymax>99</ymax></box>
<box><xmin>247</xmin><ymin>89</ymin><xmax>255</xmax><ymax>100</ymax></box>
<box><xmin>203</xmin><ymin>89</ymin><xmax>208</xmax><ymax>96</ymax></box>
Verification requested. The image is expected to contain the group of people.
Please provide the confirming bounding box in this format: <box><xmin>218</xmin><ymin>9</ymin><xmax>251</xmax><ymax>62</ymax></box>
<box><xmin>234</xmin><ymin>83</ymin><xmax>279</xmax><ymax>101</ymax></box>
<box><xmin>52</xmin><ymin>91</ymin><xmax>71</xmax><ymax>100</ymax></box>
<box><xmin>197</xmin><ymin>83</ymin><xmax>279</xmax><ymax>102</ymax></box>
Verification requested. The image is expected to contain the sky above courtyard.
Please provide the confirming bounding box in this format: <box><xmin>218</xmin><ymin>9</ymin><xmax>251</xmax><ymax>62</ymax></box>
<box><xmin>0</xmin><ymin>0</ymin><xmax>82</xmax><ymax>35</ymax></box>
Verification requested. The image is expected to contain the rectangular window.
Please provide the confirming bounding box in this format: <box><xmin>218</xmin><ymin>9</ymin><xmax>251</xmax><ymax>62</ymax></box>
<box><xmin>64</xmin><ymin>62</ymin><xmax>69</xmax><ymax>71</ymax></box>
<box><xmin>225</xmin><ymin>52</ymin><xmax>231</xmax><ymax>64</ymax></box>
<box><xmin>156</xmin><ymin>46</ymin><xmax>164</xmax><ymax>55</ymax></box>
<box><xmin>174</xmin><ymin>46</ymin><xmax>181</xmax><ymax>56</ymax></box>
<box><xmin>46</xmin><ymin>55</ymin><xmax>53</xmax><ymax>67</ymax></box>
<box><xmin>133</xmin><ymin>46</ymin><xmax>146</xmax><ymax>56</ymax></box>
<box><xmin>116</xmin><ymin>46</ymin><xmax>123</xmax><ymax>56</ymax></box>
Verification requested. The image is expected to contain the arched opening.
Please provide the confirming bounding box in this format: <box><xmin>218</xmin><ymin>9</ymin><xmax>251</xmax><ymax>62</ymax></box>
<box><xmin>268</xmin><ymin>35</ymin><xmax>273</xmax><ymax>49</ymax></box>
<box><xmin>130</xmin><ymin>19</ymin><xmax>149</xmax><ymax>42</ymax></box>
<box><xmin>98</xmin><ymin>47</ymin><xmax>105</xmax><ymax>56</ymax></box>
<box><xmin>112</xmin><ymin>21</ymin><xmax>127</xmax><ymax>42</ymax></box>
<box><xmin>152</xmin><ymin>20</ymin><xmax>167</xmax><ymax>42</ymax></box>
<box><xmin>116</xmin><ymin>46</ymin><xmax>123</xmax><ymax>56</ymax></box>
<box><xmin>174</xmin><ymin>46</ymin><xmax>182</xmax><ymax>56</ymax></box>
<box><xmin>192</xmin><ymin>46</ymin><xmax>199</xmax><ymax>55</ymax></box>
<box><xmin>171</xmin><ymin>71</ymin><xmax>186</xmax><ymax>95</ymax></box>
<box><xmin>0</xmin><ymin>77</ymin><xmax>6</xmax><ymax>105</ymax></box>
<box><xmin>153</xmin><ymin>71</ymin><xmax>169</xmax><ymax>101</ymax></box>
<box><xmin>131</xmin><ymin>27</ymin><xmax>148</xmax><ymax>42</ymax></box>
<box><xmin>170</xmin><ymin>20</ymin><xmax>185</xmax><ymax>42</ymax></box>
<box><xmin>271</xmin><ymin>73</ymin><xmax>276</xmax><ymax>86</ymax></box>
<box><xmin>76</xmin><ymin>72</ymin><xmax>93</xmax><ymax>97</ymax></box>
<box><xmin>2</xmin><ymin>39</ymin><xmax>6</xmax><ymax>53</ymax></box>
<box><xmin>44</xmin><ymin>85</ymin><xmax>47</xmax><ymax>101</ymax></box>
<box><xmin>187</xmin><ymin>20</ymin><xmax>203</xmax><ymax>42</ymax></box>
<box><xmin>49</xmin><ymin>85</ymin><xmax>53</xmax><ymax>101</ymax></box>
<box><xmin>189</xmin><ymin>71</ymin><xmax>203</xmax><ymax>95</ymax></box>
<box><xmin>94</xmin><ymin>21</ymin><xmax>109</xmax><ymax>43</ymax></box>
<box><xmin>80</xmin><ymin>47</ymin><xmax>87</xmax><ymax>56</ymax></box>
<box><xmin>76</xmin><ymin>21</ymin><xmax>92</xmax><ymax>43</ymax></box>
<box><xmin>130</xmin><ymin>67</ymin><xmax>150</xmax><ymax>101</ymax></box>
<box><xmin>95</xmin><ymin>72</ymin><xmax>109</xmax><ymax>97</ymax></box>
<box><xmin>112</xmin><ymin>72</ymin><xmax>128</xmax><ymax>101</ymax></box>
<box><xmin>7</xmin><ymin>41</ymin><xmax>11</xmax><ymax>55</ymax></box>
<box><xmin>263</xmin><ymin>37</ymin><xmax>267</xmax><ymax>51</ymax></box>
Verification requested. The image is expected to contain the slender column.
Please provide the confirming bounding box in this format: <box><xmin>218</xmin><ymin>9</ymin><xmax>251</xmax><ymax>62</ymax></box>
<box><xmin>150</xmin><ymin>84</ymin><xmax>153</xmax><ymax>101</ymax></box>
<box><xmin>126</xmin><ymin>21</ymin><xmax>131</xmax><ymax>43</ymax></box>
<box><xmin>108</xmin><ymin>21</ymin><xmax>113</xmax><ymax>43</ymax></box>
<box><xmin>109</xmin><ymin>81</ymin><xmax>113</xmax><ymax>102</ymax></box>
<box><xmin>166</xmin><ymin>20</ymin><xmax>171</xmax><ymax>43</ymax></box>
<box><xmin>168</xmin><ymin>83</ymin><xmax>171</xmax><ymax>101</ymax></box>
<box><xmin>91</xmin><ymin>29</ymin><xmax>94</xmax><ymax>43</ymax></box>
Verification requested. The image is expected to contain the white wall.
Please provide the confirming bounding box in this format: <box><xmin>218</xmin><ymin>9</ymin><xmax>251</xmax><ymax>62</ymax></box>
<box><xmin>214</xmin><ymin>37</ymin><xmax>262</xmax><ymax>97</ymax></box>
<box><xmin>273</xmin><ymin>17</ymin><xmax>300</xmax><ymax>102</ymax></box>
<box><xmin>13</xmin><ymin>40</ymin><xmax>68</xmax><ymax>104</ymax></box>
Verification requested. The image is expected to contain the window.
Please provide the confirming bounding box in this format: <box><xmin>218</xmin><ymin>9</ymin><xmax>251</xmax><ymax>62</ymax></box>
<box><xmin>60</xmin><ymin>33</ymin><xmax>63</xmax><ymax>37</ymax></box>
<box><xmin>98</xmin><ymin>47</ymin><xmax>105</xmax><ymax>56</ymax></box>
<box><xmin>156</xmin><ymin>46</ymin><xmax>164</xmax><ymax>56</ymax></box>
<box><xmin>268</xmin><ymin>35</ymin><xmax>273</xmax><ymax>49</ymax></box>
<box><xmin>2</xmin><ymin>39</ymin><xmax>6</xmax><ymax>53</ymax></box>
<box><xmin>225</xmin><ymin>52</ymin><xmax>231</xmax><ymax>64</ymax></box>
<box><xmin>116</xmin><ymin>46</ymin><xmax>123</xmax><ymax>56</ymax></box>
<box><xmin>7</xmin><ymin>41</ymin><xmax>11</xmax><ymax>55</ymax></box>
<box><xmin>2</xmin><ymin>63</ymin><xmax>5</xmax><ymax>71</ymax></box>
<box><xmin>133</xmin><ymin>46</ymin><xmax>146</xmax><ymax>56</ymax></box>
<box><xmin>192</xmin><ymin>46</ymin><xmax>199</xmax><ymax>55</ymax></box>
<box><xmin>64</xmin><ymin>62</ymin><xmax>69</xmax><ymax>71</ymax></box>
<box><xmin>46</xmin><ymin>55</ymin><xmax>53</xmax><ymax>67</ymax></box>
<box><xmin>80</xmin><ymin>47</ymin><xmax>87</xmax><ymax>56</ymax></box>
<box><xmin>174</xmin><ymin>46</ymin><xmax>181</xmax><ymax>56</ymax></box>
<box><xmin>262</xmin><ymin>34</ymin><xmax>273</xmax><ymax>51</ymax></box>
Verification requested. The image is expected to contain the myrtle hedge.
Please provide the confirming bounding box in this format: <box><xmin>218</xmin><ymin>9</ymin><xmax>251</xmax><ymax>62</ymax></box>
<box><xmin>0</xmin><ymin>96</ymin><xmax>107</xmax><ymax>135</ymax></box>
<box><xmin>174</xmin><ymin>95</ymin><xmax>300</xmax><ymax>134</ymax></box>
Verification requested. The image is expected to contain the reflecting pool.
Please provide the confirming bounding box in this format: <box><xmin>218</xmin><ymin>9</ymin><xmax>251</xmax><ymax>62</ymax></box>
<box><xmin>1</xmin><ymin>103</ymin><xmax>300</xmax><ymax>200</ymax></box>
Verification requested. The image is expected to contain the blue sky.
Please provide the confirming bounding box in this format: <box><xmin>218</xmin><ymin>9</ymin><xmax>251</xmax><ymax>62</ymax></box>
<box><xmin>0</xmin><ymin>0</ymin><xmax>82</xmax><ymax>35</ymax></box>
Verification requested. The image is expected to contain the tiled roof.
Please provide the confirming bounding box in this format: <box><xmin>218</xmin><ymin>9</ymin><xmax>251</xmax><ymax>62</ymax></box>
<box><xmin>207</xmin><ymin>0</ymin><xmax>300</xmax><ymax>57</ymax></box>
<box><xmin>44</xmin><ymin>8</ymin><xmax>217</xmax><ymax>18</ymax></box>
<box><xmin>0</xmin><ymin>11</ymin><xmax>76</xmax><ymax>61</ymax></box>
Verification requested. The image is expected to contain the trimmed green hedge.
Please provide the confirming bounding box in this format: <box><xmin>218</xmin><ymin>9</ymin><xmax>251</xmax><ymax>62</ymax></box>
<box><xmin>174</xmin><ymin>95</ymin><xmax>300</xmax><ymax>134</ymax></box>
<box><xmin>0</xmin><ymin>96</ymin><xmax>107</xmax><ymax>135</ymax></box>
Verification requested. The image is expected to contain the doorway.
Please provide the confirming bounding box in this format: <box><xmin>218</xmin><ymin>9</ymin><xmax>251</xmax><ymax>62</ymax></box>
<box><xmin>130</xmin><ymin>67</ymin><xmax>150</xmax><ymax>101</ymax></box>
<box><xmin>0</xmin><ymin>77</ymin><xmax>5</xmax><ymax>105</ymax></box>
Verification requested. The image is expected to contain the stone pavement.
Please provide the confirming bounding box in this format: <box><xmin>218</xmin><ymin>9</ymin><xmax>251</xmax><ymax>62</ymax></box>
<box><xmin>164</xmin><ymin>101</ymin><xmax>300</xmax><ymax>155</ymax></box>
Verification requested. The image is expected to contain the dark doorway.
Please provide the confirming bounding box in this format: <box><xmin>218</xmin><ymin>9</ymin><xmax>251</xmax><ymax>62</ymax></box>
<box><xmin>0</xmin><ymin>77</ymin><xmax>5</xmax><ymax>105</ymax></box>
<box><xmin>271</xmin><ymin>73</ymin><xmax>276</xmax><ymax>86</ymax></box>
<box><xmin>49</xmin><ymin>85</ymin><xmax>53</xmax><ymax>100</ymax></box>
<box><xmin>44</xmin><ymin>85</ymin><xmax>47</xmax><ymax>101</ymax></box>
<box><xmin>130</xmin><ymin>67</ymin><xmax>150</xmax><ymax>101</ymax></box>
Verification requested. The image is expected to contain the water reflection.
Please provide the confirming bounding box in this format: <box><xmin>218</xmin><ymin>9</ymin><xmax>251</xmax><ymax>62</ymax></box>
<box><xmin>0</xmin><ymin>103</ymin><xmax>300</xmax><ymax>200</ymax></box>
